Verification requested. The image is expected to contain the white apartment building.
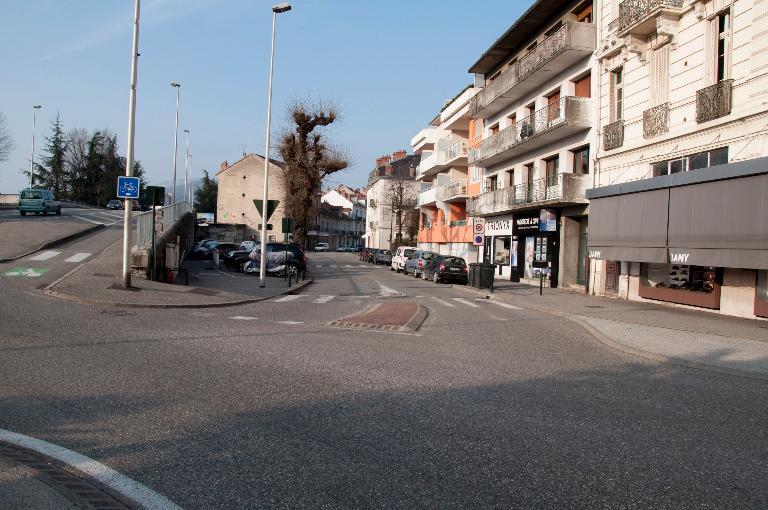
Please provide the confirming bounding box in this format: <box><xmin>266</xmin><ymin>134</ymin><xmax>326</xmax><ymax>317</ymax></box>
<box><xmin>410</xmin><ymin>86</ymin><xmax>479</xmax><ymax>260</ymax></box>
<box><xmin>587</xmin><ymin>0</ymin><xmax>768</xmax><ymax>319</ymax></box>
<box><xmin>467</xmin><ymin>0</ymin><xmax>597</xmax><ymax>288</ymax></box>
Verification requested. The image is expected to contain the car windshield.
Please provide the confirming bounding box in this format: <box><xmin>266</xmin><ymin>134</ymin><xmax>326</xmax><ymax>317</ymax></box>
<box><xmin>403</xmin><ymin>249</ymin><xmax>414</xmax><ymax>257</ymax></box>
<box><xmin>442</xmin><ymin>257</ymin><xmax>465</xmax><ymax>265</ymax></box>
<box><xmin>380</xmin><ymin>250</ymin><xmax>391</xmax><ymax>255</ymax></box>
<box><xmin>21</xmin><ymin>190</ymin><xmax>43</xmax><ymax>199</ymax></box>
<box><xmin>422</xmin><ymin>252</ymin><xmax>435</xmax><ymax>260</ymax></box>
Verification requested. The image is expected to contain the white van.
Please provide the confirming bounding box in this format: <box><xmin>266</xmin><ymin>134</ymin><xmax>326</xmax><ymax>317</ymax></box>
<box><xmin>391</xmin><ymin>246</ymin><xmax>416</xmax><ymax>273</ymax></box>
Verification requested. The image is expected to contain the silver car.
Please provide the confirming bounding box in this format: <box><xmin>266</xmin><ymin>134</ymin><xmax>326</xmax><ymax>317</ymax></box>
<box><xmin>405</xmin><ymin>250</ymin><xmax>436</xmax><ymax>278</ymax></box>
<box><xmin>374</xmin><ymin>249</ymin><xmax>392</xmax><ymax>265</ymax></box>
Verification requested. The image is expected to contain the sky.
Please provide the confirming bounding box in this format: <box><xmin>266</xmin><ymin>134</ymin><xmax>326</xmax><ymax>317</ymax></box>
<box><xmin>0</xmin><ymin>0</ymin><xmax>533</xmax><ymax>194</ymax></box>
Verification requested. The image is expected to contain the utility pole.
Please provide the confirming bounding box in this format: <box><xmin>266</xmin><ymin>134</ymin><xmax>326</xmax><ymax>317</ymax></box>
<box><xmin>184</xmin><ymin>129</ymin><xmax>190</xmax><ymax>204</ymax></box>
<box><xmin>122</xmin><ymin>0</ymin><xmax>141</xmax><ymax>289</ymax></box>
<box><xmin>29</xmin><ymin>105</ymin><xmax>41</xmax><ymax>189</ymax></box>
<box><xmin>170</xmin><ymin>81</ymin><xmax>181</xmax><ymax>204</ymax></box>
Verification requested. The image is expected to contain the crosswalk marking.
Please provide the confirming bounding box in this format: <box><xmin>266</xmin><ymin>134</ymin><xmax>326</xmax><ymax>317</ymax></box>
<box><xmin>273</xmin><ymin>295</ymin><xmax>301</xmax><ymax>303</ymax></box>
<box><xmin>312</xmin><ymin>295</ymin><xmax>335</xmax><ymax>303</ymax></box>
<box><xmin>29</xmin><ymin>250</ymin><xmax>61</xmax><ymax>261</ymax></box>
<box><xmin>330</xmin><ymin>264</ymin><xmax>338</xmax><ymax>268</ymax></box>
<box><xmin>489</xmin><ymin>301</ymin><xmax>522</xmax><ymax>310</ymax></box>
<box><xmin>230</xmin><ymin>316</ymin><xmax>259</xmax><ymax>320</ymax></box>
<box><xmin>431</xmin><ymin>297</ymin><xmax>455</xmax><ymax>307</ymax></box>
<box><xmin>344</xmin><ymin>264</ymin><xmax>353</xmax><ymax>268</ymax></box>
<box><xmin>276</xmin><ymin>320</ymin><xmax>304</xmax><ymax>325</ymax></box>
<box><xmin>64</xmin><ymin>252</ymin><xmax>91</xmax><ymax>263</ymax></box>
<box><xmin>452</xmin><ymin>297</ymin><xmax>479</xmax><ymax>308</ymax></box>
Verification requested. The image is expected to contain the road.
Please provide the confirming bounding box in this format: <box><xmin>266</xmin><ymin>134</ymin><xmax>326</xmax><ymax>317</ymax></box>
<box><xmin>1</xmin><ymin>234</ymin><xmax>767</xmax><ymax>508</ymax></box>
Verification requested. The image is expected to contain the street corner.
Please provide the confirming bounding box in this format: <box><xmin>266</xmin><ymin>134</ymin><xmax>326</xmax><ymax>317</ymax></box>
<box><xmin>327</xmin><ymin>301</ymin><xmax>428</xmax><ymax>333</ymax></box>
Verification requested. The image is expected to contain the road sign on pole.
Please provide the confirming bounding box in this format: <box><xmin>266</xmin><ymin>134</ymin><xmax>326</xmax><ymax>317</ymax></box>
<box><xmin>117</xmin><ymin>176</ymin><xmax>140</xmax><ymax>199</ymax></box>
<box><xmin>472</xmin><ymin>233</ymin><xmax>485</xmax><ymax>246</ymax></box>
<box><xmin>281</xmin><ymin>217</ymin><xmax>294</xmax><ymax>234</ymax></box>
<box><xmin>473</xmin><ymin>218</ymin><xmax>485</xmax><ymax>234</ymax></box>
<box><xmin>253</xmin><ymin>199</ymin><xmax>279</xmax><ymax>221</ymax></box>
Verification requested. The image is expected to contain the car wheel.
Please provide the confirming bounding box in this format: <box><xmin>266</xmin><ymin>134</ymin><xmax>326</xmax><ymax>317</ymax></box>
<box><xmin>43</xmin><ymin>209</ymin><xmax>48</xmax><ymax>216</ymax></box>
<box><xmin>20</xmin><ymin>211</ymin><xmax>26</xmax><ymax>216</ymax></box>
<box><xmin>56</xmin><ymin>207</ymin><xmax>61</xmax><ymax>215</ymax></box>
<box><xmin>433</xmin><ymin>272</ymin><xmax>440</xmax><ymax>284</ymax></box>
<box><xmin>390</xmin><ymin>266</ymin><xmax>394</xmax><ymax>271</ymax></box>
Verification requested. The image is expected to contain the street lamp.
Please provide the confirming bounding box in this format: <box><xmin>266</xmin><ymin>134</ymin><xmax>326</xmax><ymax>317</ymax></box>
<box><xmin>29</xmin><ymin>105</ymin><xmax>42</xmax><ymax>189</ymax></box>
<box><xmin>121</xmin><ymin>0</ymin><xmax>141</xmax><ymax>289</ymax></box>
<box><xmin>183</xmin><ymin>128</ymin><xmax>190</xmax><ymax>204</ymax></box>
<box><xmin>188</xmin><ymin>154</ymin><xmax>193</xmax><ymax>204</ymax></box>
<box><xmin>170</xmin><ymin>81</ymin><xmax>181</xmax><ymax>204</ymax></box>
<box><xmin>259</xmin><ymin>2</ymin><xmax>291</xmax><ymax>288</ymax></box>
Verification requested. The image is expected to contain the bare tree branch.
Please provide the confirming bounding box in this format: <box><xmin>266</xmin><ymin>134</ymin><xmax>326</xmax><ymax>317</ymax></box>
<box><xmin>0</xmin><ymin>113</ymin><xmax>15</xmax><ymax>163</ymax></box>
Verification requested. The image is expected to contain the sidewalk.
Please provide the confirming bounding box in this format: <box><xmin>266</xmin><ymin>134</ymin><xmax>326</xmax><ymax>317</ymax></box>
<box><xmin>466</xmin><ymin>280</ymin><xmax>768</xmax><ymax>379</ymax></box>
<box><xmin>0</xmin><ymin>221</ymin><xmax>102</xmax><ymax>262</ymax></box>
<box><xmin>45</xmin><ymin>240</ymin><xmax>310</xmax><ymax>308</ymax></box>
<box><xmin>0</xmin><ymin>453</ymin><xmax>75</xmax><ymax>510</ymax></box>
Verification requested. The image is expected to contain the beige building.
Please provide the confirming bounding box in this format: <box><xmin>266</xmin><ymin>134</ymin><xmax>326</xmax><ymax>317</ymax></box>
<box><xmin>216</xmin><ymin>154</ymin><xmax>287</xmax><ymax>242</ymax></box>
<box><xmin>364</xmin><ymin>152</ymin><xmax>420</xmax><ymax>249</ymax></box>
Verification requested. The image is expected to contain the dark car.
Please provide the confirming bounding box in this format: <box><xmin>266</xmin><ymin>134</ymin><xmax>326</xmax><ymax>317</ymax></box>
<box><xmin>423</xmin><ymin>255</ymin><xmax>468</xmax><ymax>284</ymax></box>
<box><xmin>374</xmin><ymin>249</ymin><xmax>392</xmax><ymax>265</ymax></box>
<box><xmin>226</xmin><ymin>242</ymin><xmax>308</xmax><ymax>273</ymax></box>
<box><xmin>106</xmin><ymin>199</ymin><xmax>122</xmax><ymax>210</ymax></box>
<box><xmin>365</xmin><ymin>248</ymin><xmax>380</xmax><ymax>263</ymax></box>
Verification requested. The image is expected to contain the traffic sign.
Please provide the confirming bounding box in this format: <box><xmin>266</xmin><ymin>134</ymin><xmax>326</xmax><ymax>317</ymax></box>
<box><xmin>3</xmin><ymin>267</ymin><xmax>50</xmax><ymax>277</ymax></box>
<box><xmin>281</xmin><ymin>217</ymin><xmax>294</xmax><ymax>234</ymax></box>
<box><xmin>253</xmin><ymin>199</ymin><xmax>280</xmax><ymax>221</ymax></box>
<box><xmin>473</xmin><ymin>218</ymin><xmax>485</xmax><ymax>234</ymax></box>
<box><xmin>472</xmin><ymin>233</ymin><xmax>485</xmax><ymax>246</ymax></box>
<box><xmin>117</xmin><ymin>176</ymin><xmax>140</xmax><ymax>199</ymax></box>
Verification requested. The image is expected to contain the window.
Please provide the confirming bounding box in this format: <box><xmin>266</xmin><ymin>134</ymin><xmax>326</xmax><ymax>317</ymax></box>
<box><xmin>507</xmin><ymin>113</ymin><xmax>516</xmax><ymax>128</ymax></box>
<box><xmin>572</xmin><ymin>146</ymin><xmax>590</xmax><ymax>174</ymax></box>
<box><xmin>506</xmin><ymin>169</ymin><xmax>515</xmax><ymax>187</ymax></box>
<box><xmin>545</xmin><ymin>22</ymin><xmax>563</xmax><ymax>37</ymax></box>
<box><xmin>470</xmin><ymin>166</ymin><xmax>481</xmax><ymax>183</ymax></box>
<box><xmin>547</xmin><ymin>91</ymin><xmax>561</xmax><ymax>123</ymax></box>
<box><xmin>575</xmin><ymin>2</ymin><xmax>593</xmax><ymax>23</ymax></box>
<box><xmin>574</xmin><ymin>74</ymin><xmax>591</xmax><ymax>98</ymax></box>
<box><xmin>485</xmin><ymin>175</ymin><xmax>498</xmax><ymax>192</ymax></box>
<box><xmin>611</xmin><ymin>67</ymin><xmax>624</xmax><ymax>121</ymax></box>
<box><xmin>494</xmin><ymin>237</ymin><xmax>511</xmax><ymax>265</ymax></box>
<box><xmin>715</xmin><ymin>10</ymin><xmax>731</xmax><ymax>82</ymax></box>
<box><xmin>652</xmin><ymin>147</ymin><xmax>728</xmax><ymax>176</ymax></box>
<box><xmin>524</xmin><ymin>164</ymin><xmax>535</xmax><ymax>202</ymax></box>
<box><xmin>472</xmin><ymin>120</ymin><xmax>482</xmax><ymax>138</ymax></box>
<box><xmin>545</xmin><ymin>156</ymin><xmax>559</xmax><ymax>186</ymax></box>
<box><xmin>643</xmin><ymin>263</ymin><xmax>720</xmax><ymax>294</ymax></box>
<box><xmin>650</xmin><ymin>44</ymin><xmax>670</xmax><ymax>106</ymax></box>
<box><xmin>489</xmin><ymin>123</ymin><xmax>500</xmax><ymax>136</ymax></box>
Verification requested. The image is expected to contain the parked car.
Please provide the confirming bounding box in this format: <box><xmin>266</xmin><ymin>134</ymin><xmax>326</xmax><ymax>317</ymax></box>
<box><xmin>106</xmin><ymin>199</ymin><xmax>122</xmax><ymax>210</ymax></box>
<box><xmin>404</xmin><ymin>250</ymin><xmax>436</xmax><ymax>278</ymax></box>
<box><xmin>226</xmin><ymin>242</ymin><xmax>308</xmax><ymax>273</ymax></box>
<box><xmin>314</xmin><ymin>242</ymin><xmax>330</xmax><ymax>252</ymax></box>
<box><xmin>374</xmin><ymin>249</ymin><xmax>392</xmax><ymax>265</ymax></box>
<box><xmin>365</xmin><ymin>248</ymin><xmax>379</xmax><ymax>263</ymax></box>
<box><xmin>18</xmin><ymin>188</ymin><xmax>61</xmax><ymax>216</ymax></box>
<box><xmin>189</xmin><ymin>240</ymin><xmax>218</xmax><ymax>259</ymax></box>
<box><xmin>391</xmin><ymin>246</ymin><xmax>416</xmax><ymax>272</ymax></box>
<box><xmin>240</xmin><ymin>240</ymin><xmax>257</xmax><ymax>252</ymax></box>
<box><xmin>423</xmin><ymin>255</ymin><xmax>468</xmax><ymax>284</ymax></box>
<box><xmin>354</xmin><ymin>246</ymin><xmax>364</xmax><ymax>252</ymax></box>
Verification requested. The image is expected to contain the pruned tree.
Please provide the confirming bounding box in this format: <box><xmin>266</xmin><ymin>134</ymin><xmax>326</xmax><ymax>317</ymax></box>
<box><xmin>279</xmin><ymin>99</ymin><xmax>348</xmax><ymax>246</ymax></box>
<box><xmin>386</xmin><ymin>174</ymin><xmax>417</xmax><ymax>245</ymax></box>
<box><xmin>0</xmin><ymin>112</ymin><xmax>13</xmax><ymax>163</ymax></box>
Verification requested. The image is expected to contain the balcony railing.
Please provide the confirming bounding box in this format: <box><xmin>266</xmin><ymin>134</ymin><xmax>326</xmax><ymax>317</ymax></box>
<box><xmin>466</xmin><ymin>173</ymin><xmax>589</xmax><ymax>216</ymax></box>
<box><xmin>469</xmin><ymin>22</ymin><xmax>595</xmax><ymax>118</ymax></box>
<box><xmin>603</xmin><ymin>119</ymin><xmax>624</xmax><ymax>150</ymax></box>
<box><xmin>696</xmin><ymin>79</ymin><xmax>733</xmax><ymax>123</ymax></box>
<box><xmin>469</xmin><ymin>96</ymin><xmax>591</xmax><ymax>165</ymax></box>
<box><xmin>449</xmin><ymin>219</ymin><xmax>467</xmax><ymax>227</ymax></box>
<box><xmin>417</xmin><ymin>186</ymin><xmax>438</xmax><ymax>207</ymax></box>
<box><xmin>437</xmin><ymin>180</ymin><xmax>469</xmax><ymax>201</ymax></box>
<box><xmin>445</xmin><ymin>140</ymin><xmax>468</xmax><ymax>162</ymax></box>
<box><xmin>643</xmin><ymin>103</ymin><xmax>669</xmax><ymax>138</ymax></box>
<box><xmin>619</xmin><ymin>0</ymin><xmax>684</xmax><ymax>34</ymax></box>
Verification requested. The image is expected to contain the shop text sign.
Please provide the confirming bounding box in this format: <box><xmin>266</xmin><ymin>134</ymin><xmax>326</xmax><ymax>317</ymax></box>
<box><xmin>485</xmin><ymin>215</ymin><xmax>514</xmax><ymax>235</ymax></box>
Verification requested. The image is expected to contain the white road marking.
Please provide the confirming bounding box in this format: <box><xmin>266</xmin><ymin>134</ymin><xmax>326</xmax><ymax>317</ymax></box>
<box><xmin>313</xmin><ymin>295</ymin><xmax>335</xmax><ymax>303</ymax></box>
<box><xmin>315</xmin><ymin>265</ymin><xmax>323</xmax><ymax>268</ymax></box>
<box><xmin>229</xmin><ymin>316</ymin><xmax>259</xmax><ymax>320</ymax></box>
<box><xmin>375</xmin><ymin>280</ymin><xmax>404</xmax><ymax>297</ymax></box>
<box><xmin>452</xmin><ymin>297</ymin><xmax>480</xmax><ymax>308</ymax></box>
<box><xmin>273</xmin><ymin>294</ymin><xmax>301</xmax><ymax>303</ymax></box>
<box><xmin>276</xmin><ymin>320</ymin><xmax>304</xmax><ymax>325</ymax></box>
<box><xmin>330</xmin><ymin>264</ymin><xmax>338</xmax><ymax>268</ymax></box>
<box><xmin>486</xmin><ymin>314</ymin><xmax>509</xmax><ymax>321</ymax></box>
<box><xmin>71</xmin><ymin>215</ymin><xmax>105</xmax><ymax>225</ymax></box>
<box><xmin>489</xmin><ymin>300</ymin><xmax>522</xmax><ymax>310</ymax></box>
<box><xmin>431</xmin><ymin>297</ymin><xmax>455</xmax><ymax>307</ymax></box>
<box><xmin>63</xmin><ymin>252</ymin><xmax>91</xmax><ymax>263</ymax></box>
<box><xmin>344</xmin><ymin>264</ymin><xmax>353</xmax><ymax>268</ymax></box>
<box><xmin>187</xmin><ymin>311</ymin><xmax>215</xmax><ymax>317</ymax></box>
<box><xmin>0</xmin><ymin>428</ymin><xmax>182</xmax><ymax>510</ymax></box>
<box><xmin>29</xmin><ymin>250</ymin><xmax>61</xmax><ymax>261</ymax></box>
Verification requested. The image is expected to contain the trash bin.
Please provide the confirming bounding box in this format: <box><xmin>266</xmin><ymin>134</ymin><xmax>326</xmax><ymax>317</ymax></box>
<box><xmin>476</xmin><ymin>263</ymin><xmax>496</xmax><ymax>290</ymax></box>
<box><xmin>510</xmin><ymin>267</ymin><xmax>520</xmax><ymax>282</ymax></box>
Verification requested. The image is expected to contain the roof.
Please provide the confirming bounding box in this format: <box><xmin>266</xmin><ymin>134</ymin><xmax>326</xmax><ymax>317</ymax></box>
<box><xmin>216</xmin><ymin>153</ymin><xmax>285</xmax><ymax>176</ymax></box>
<box><xmin>468</xmin><ymin>0</ymin><xmax>561</xmax><ymax>75</ymax></box>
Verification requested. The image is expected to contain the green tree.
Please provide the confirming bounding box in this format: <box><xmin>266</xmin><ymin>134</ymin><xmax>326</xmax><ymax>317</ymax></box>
<box><xmin>194</xmin><ymin>169</ymin><xmax>217</xmax><ymax>216</ymax></box>
<box><xmin>35</xmin><ymin>114</ymin><xmax>68</xmax><ymax>197</ymax></box>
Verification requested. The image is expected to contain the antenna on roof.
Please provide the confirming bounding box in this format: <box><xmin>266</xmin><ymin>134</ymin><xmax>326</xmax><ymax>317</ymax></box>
<box><xmin>240</xmin><ymin>144</ymin><xmax>248</xmax><ymax>157</ymax></box>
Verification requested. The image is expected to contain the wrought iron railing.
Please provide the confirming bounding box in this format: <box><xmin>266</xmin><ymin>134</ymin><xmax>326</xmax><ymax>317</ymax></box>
<box><xmin>437</xmin><ymin>180</ymin><xmax>468</xmax><ymax>201</ymax></box>
<box><xmin>696</xmin><ymin>79</ymin><xmax>733</xmax><ymax>123</ymax></box>
<box><xmin>444</xmin><ymin>140</ymin><xmax>468</xmax><ymax>161</ymax></box>
<box><xmin>519</xmin><ymin>23</ymin><xmax>569</xmax><ymax>80</ymax></box>
<box><xmin>608</xmin><ymin>18</ymin><xmax>619</xmax><ymax>31</ymax></box>
<box><xmin>643</xmin><ymin>103</ymin><xmax>669</xmax><ymax>138</ymax></box>
<box><xmin>466</xmin><ymin>173</ymin><xmax>589</xmax><ymax>216</ymax></box>
<box><xmin>603</xmin><ymin>119</ymin><xmax>624</xmax><ymax>150</ymax></box>
<box><xmin>470</xmin><ymin>96</ymin><xmax>591</xmax><ymax>164</ymax></box>
<box><xmin>469</xmin><ymin>62</ymin><xmax>520</xmax><ymax>117</ymax></box>
<box><xmin>619</xmin><ymin>0</ymin><xmax>684</xmax><ymax>32</ymax></box>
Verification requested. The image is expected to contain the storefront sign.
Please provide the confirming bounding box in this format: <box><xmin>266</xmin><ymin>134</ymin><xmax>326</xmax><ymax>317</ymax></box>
<box><xmin>539</xmin><ymin>209</ymin><xmax>557</xmax><ymax>232</ymax></box>
<box><xmin>485</xmin><ymin>214</ymin><xmax>514</xmax><ymax>235</ymax></box>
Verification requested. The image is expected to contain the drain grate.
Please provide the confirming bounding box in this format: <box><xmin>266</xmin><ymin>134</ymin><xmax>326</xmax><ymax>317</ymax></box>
<box><xmin>186</xmin><ymin>287</ymin><xmax>220</xmax><ymax>296</ymax></box>
<box><xmin>329</xmin><ymin>321</ymin><xmax>402</xmax><ymax>331</ymax></box>
<box><xmin>100</xmin><ymin>310</ymin><xmax>136</xmax><ymax>317</ymax></box>
<box><xmin>0</xmin><ymin>442</ymin><xmax>134</xmax><ymax>509</ymax></box>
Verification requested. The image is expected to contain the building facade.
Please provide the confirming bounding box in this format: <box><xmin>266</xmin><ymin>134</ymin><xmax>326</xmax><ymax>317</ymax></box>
<box><xmin>321</xmin><ymin>184</ymin><xmax>367</xmax><ymax>247</ymax></box>
<box><xmin>215</xmin><ymin>154</ymin><xmax>287</xmax><ymax>242</ymax></box>
<box><xmin>364</xmin><ymin>151</ymin><xmax>420</xmax><ymax>249</ymax></box>
<box><xmin>587</xmin><ymin>0</ymin><xmax>768</xmax><ymax>319</ymax></box>
<box><xmin>411</xmin><ymin>86</ymin><xmax>479</xmax><ymax>260</ymax></box>
<box><xmin>466</xmin><ymin>0</ymin><xmax>597</xmax><ymax>288</ymax></box>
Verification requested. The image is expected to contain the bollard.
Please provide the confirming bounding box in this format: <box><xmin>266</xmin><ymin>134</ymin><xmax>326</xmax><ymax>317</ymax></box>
<box><xmin>539</xmin><ymin>273</ymin><xmax>544</xmax><ymax>295</ymax></box>
<box><xmin>212</xmin><ymin>249</ymin><xmax>220</xmax><ymax>270</ymax></box>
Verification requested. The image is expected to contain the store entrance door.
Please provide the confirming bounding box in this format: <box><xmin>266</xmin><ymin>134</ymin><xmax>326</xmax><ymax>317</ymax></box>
<box><xmin>577</xmin><ymin>219</ymin><xmax>588</xmax><ymax>285</ymax></box>
<box><xmin>605</xmin><ymin>261</ymin><xmax>620</xmax><ymax>294</ymax></box>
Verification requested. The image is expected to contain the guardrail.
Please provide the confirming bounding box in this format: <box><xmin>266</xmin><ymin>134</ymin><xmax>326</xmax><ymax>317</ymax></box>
<box><xmin>133</xmin><ymin>201</ymin><xmax>192</xmax><ymax>249</ymax></box>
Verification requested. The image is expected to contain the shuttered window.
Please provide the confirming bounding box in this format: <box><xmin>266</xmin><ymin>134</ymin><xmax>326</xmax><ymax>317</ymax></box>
<box><xmin>650</xmin><ymin>44</ymin><xmax>670</xmax><ymax>106</ymax></box>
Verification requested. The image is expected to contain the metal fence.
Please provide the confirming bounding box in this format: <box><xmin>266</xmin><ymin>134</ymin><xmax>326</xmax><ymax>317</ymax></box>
<box><xmin>0</xmin><ymin>194</ymin><xmax>19</xmax><ymax>209</ymax></box>
<box><xmin>133</xmin><ymin>201</ymin><xmax>192</xmax><ymax>249</ymax></box>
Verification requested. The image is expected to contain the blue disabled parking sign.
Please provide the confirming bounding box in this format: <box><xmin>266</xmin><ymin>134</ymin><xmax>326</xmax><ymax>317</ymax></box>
<box><xmin>117</xmin><ymin>176</ymin><xmax>140</xmax><ymax>199</ymax></box>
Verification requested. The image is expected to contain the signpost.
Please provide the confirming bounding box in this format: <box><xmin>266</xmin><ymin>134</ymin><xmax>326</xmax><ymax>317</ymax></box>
<box><xmin>117</xmin><ymin>176</ymin><xmax>140</xmax><ymax>199</ymax></box>
<box><xmin>282</xmin><ymin>217</ymin><xmax>294</xmax><ymax>286</ymax></box>
<box><xmin>254</xmin><ymin>199</ymin><xmax>280</xmax><ymax>287</ymax></box>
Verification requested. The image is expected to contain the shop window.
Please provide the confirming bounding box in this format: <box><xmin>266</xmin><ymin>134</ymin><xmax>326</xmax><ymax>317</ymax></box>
<box><xmin>640</xmin><ymin>263</ymin><xmax>722</xmax><ymax>308</ymax></box>
<box><xmin>494</xmin><ymin>236</ymin><xmax>511</xmax><ymax>265</ymax></box>
<box><xmin>572</xmin><ymin>146</ymin><xmax>590</xmax><ymax>174</ymax></box>
<box><xmin>653</xmin><ymin>147</ymin><xmax>729</xmax><ymax>176</ymax></box>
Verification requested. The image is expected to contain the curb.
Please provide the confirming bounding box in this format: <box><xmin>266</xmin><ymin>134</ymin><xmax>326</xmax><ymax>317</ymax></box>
<box><xmin>42</xmin><ymin>263</ymin><xmax>313</xmax><ymax>309</ymax></box>
<box><xmin>0</xmin><ymin>224</ymin><xmax>105</xmax><ymax>263</ymax></box>
<box><xmin>455</xmin><ymin>283</ymin><xmax>768</xmax><ymax>382</ymax></box>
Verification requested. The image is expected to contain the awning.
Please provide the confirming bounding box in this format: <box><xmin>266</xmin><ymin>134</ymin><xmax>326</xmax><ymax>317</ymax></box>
<box><xmin>669</xmin><ymin>248</ymin><xmax>768</xmax><ymax>270</ymax></box>
<box><xmin>589</xmin><ymin>246</ymin><xmax>668</xmax><ymax>263</ymax></box>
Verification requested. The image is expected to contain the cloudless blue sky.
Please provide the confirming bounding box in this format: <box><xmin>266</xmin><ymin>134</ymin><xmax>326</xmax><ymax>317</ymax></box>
<box><xmin>0</xmin><ymin>0</ymin><xmax>533</xmax><ymax>194</ymax></box>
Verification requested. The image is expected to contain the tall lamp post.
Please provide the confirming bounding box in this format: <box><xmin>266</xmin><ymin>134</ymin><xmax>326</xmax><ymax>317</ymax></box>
<box><xmin>29</xmin><ymin>105</ymin><xmax>42</xmax><ymax>188</ymax></box>
<box><xmin>183</xmin><ymin>128</ymin><xmax>190</xmax><ymax>204</ymax></box>
<box><xmin>121</xmin><ymin>0</ymin><xmax>141</xmax><ymax>289</ymax></box>
<box><xmin>170</xmin><ymin>81</ymin><xmax>181</xmax><ymax>204</ymax></box>
<box><xmin>259</xmin><ymin>2</ymin><xmax>291</xmax><ymax>288</ymax></box>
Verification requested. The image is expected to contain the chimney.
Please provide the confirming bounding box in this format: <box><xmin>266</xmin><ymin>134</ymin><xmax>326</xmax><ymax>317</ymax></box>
<box><xmin>392</xmin><ymin>150</ymin><xmax>407</xmax><ymax>161</ymax></box>
<box><xmin>385</xmin><ymin>165</ymin><xmax>393</xmax><ymax>176</ymax></box>
<box><xmin>220</xmin><ymin>161</ymin><xmax>229</xmax><ymax>172</ymax></box>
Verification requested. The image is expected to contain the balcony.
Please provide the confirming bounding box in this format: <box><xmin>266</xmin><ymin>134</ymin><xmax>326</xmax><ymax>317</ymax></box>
<box><xmin>418</xmin><ymin>222</ymin><xmax>473</xmax><ymax>244</ymax></box>
<box><xmin>417</xmin><ymin>140</ymin><xmax>469</xmax><ymax>179</ymax></box>
<box><xmin>618</xmin><ymin>0</ymin><xmax>684</xmax><ymax>37</ymax></box>
<box><xmin>411</xmin><ymin>127</ymin><xmax>448</xmax><ymax>153</ymax></box>
<box><xmin>437</xmin><ymin>180</ymin><xmax>469</xmax><ymax>202</ymax></box>
<box><xmin>469</xmin><ymin>22</ymin><xmax>596</xmax><ymax>119</ymax></box>
<box><xmin>696</xmin><ymin>80</ymin><xmax>733</xmax><ymax>124</ymax></box>
<box><xmin>466</xmin><ymin>173</ymin><xmax>590</xmax><ymax>217</ymax></box>
<box><xmin>603</xmin><ymin>119</ymin><xmax>624</xmax><ymax>150</ymax></box>
<box><xmin>643</xmin><ymin>103</ymin><xmax>669</xmax><ymax>139</ymax></box>
<box><xmin>469</xmin><ymin>97</ymin><xmax>592</xmax><ymax>167</ymax></box>
<box><xmin>417</xmin><ymin>185</ymin><xmax>438</xmax><ymax>207</ymax></box>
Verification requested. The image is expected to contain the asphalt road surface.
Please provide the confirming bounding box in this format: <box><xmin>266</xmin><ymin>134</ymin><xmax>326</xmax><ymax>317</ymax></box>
<box><xmin>1</xmin><ymin>245</ymin><xmax>767</xmax><ymax>508</ymax></box>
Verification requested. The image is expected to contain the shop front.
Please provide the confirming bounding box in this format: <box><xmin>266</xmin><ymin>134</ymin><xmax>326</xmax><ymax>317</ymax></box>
<box><xmin>482</xmin><ymin>214</ymin><xmax>514</xmax><ymax>277</ymax></box>
<box><xmin>512</xmin><ymin>209</ymin><xmax>560</xmax><ymax>288</ymax></box>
